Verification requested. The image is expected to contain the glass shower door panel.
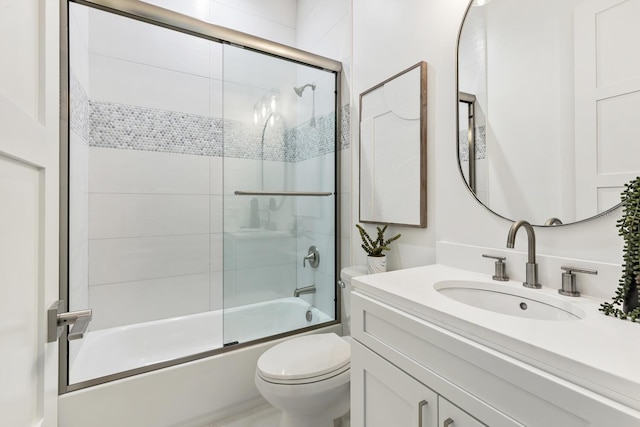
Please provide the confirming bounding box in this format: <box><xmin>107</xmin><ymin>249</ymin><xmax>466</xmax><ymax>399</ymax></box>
<box><xmin>67</xmin><ymin>4</ymin><xmax>224</xmax><ymax>385</ymax></box>
<box><xmin>222</xmin><ymin>44</ymin><xmax>337</xmax><ymax>345</ymax></box>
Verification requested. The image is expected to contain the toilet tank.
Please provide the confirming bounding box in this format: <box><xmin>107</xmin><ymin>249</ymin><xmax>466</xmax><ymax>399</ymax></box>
<box><xmin>340</xmin><ymin>266</ymin><xmax>367</xmax><ymax>333</ymax></box>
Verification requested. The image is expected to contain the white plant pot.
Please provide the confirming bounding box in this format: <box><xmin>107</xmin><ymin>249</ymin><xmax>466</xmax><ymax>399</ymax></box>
<box><xmin>367</xmin><ymin>255</ymin><xmax>387</xmax><ymax>274</ymax></box>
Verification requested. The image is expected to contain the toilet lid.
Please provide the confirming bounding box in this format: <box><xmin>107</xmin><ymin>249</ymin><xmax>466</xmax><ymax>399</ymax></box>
<box><xmin>257</xmin><ymin>333</ymin><xmax>350</xmax><ymax>382</ymax></box>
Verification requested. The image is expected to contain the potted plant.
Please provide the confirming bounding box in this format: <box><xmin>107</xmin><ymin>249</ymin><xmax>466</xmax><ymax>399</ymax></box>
<box><xmin>356</xmin><ymin>224</ymin><xmax>401</xmax><ymax>274</ymax></box>
<box><xmin>600</xmin><ymin>176</ymin><xmax>640</xmax><ymax>322</ymax></box>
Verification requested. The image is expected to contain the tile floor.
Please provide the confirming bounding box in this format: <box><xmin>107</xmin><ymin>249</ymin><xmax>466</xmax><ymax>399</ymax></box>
<box><xmin>207</xmin><ymin>404</ymin><xmax>350</xmax><ymax>427</ymax></box>
<box><xmin>207</xmin><ymin>404</ymin><xmax>280</xmax><ymax>427</ymax></box>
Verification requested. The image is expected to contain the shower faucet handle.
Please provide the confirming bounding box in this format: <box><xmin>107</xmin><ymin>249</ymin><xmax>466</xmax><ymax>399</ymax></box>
<box><xmin>303</xmin><ymin>246</ymin><xmax>320</xmax><ymax>268</ymax></box>
<box><xmin>482</xmin><ymin>254</ymin><xmax>509</xmax><ymax>281</ymax></box>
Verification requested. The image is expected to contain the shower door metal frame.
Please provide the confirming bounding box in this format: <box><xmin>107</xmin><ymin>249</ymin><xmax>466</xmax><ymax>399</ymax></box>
<box><xmin>60</xmin><ymin>0</ymin><xmax>343</xmax><ymax>393</ymax></box>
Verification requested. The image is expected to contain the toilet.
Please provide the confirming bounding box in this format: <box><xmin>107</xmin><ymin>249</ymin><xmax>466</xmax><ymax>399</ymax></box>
<box><xmin>255</xmin><ymin>266</ymin><xmax>367</xmax><ymax>427</ymax></box>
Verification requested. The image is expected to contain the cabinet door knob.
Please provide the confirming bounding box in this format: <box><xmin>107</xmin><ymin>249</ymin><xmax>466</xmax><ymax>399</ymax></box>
<box><xmin>418</xmin><ymin>400</ymin><xmax>428</xmax><ymax>426</ymax></box>
<box><xmin>443</xmin><ymin>418</ymin><xmax>454</xmax><ymax>427</ymax></box>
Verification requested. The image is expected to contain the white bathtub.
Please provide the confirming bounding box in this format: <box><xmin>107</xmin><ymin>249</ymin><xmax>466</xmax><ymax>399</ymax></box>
<box><xmin>70</xmin><ymin>297</ymin><xmax>332</xmax><ymax>384</ymax></box>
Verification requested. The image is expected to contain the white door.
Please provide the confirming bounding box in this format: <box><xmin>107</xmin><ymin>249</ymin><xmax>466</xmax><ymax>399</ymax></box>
<box><xmin>0</xmin><ymin>0</ymin><xmax>61</xmax><ymax>426</ymax></box>
<box><xmin>575</xmin><ymin>0</ymin><xmax>640</xmax><ymax>217</ymax></box>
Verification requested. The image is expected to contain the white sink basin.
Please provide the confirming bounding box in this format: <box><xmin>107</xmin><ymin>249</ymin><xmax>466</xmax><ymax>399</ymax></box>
<box><xmin>435</xmin><ymin>280</ymin><xmax>586</xmax><ymax>321</ymax></box>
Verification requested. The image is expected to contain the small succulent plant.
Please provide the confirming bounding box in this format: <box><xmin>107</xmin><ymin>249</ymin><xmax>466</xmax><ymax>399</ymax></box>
<box><xmin>600</xmin><ymin>176</ymin><xmax>640</xmax><ymax>323</ymax></box>
<box><xmin>356</xmin><ymin>224</ymin><xmax>401</xmax><ymax>257</ymax></box>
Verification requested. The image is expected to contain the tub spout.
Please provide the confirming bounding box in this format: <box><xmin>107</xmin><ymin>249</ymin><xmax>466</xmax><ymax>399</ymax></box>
<box><xmin>294</xmin><ymin>285</ymin><xmax>316</xmax><ymax>297</ymax></box>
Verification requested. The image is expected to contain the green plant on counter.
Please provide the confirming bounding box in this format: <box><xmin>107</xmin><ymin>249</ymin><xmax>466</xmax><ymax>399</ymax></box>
<box><xmin>356</xmin><ymin>224</ymin><xmax>401</xmax><ymax>257</ymax></box>
<box><xmin>600</xmin><ymin>176</ymin><xmax>640</xmax><ymax>323</ymax></box>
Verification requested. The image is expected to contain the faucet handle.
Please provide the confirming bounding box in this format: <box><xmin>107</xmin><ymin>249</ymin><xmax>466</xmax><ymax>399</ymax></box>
<box><xmin>559</xmin><ymin>266</ymin><xmax>597</xmax><ymax>297</ymax></box>
<box><xmin>482</xmin><ymin>254</ymin><xmax>509</xmax><ymax>281</ymax></box>
<box><xmin>303</xmin><ymin>246</ymin><xmax>320</xmax><ymax>268</ymax></box>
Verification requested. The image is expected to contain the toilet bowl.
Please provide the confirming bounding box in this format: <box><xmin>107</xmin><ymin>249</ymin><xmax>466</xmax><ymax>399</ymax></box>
<box><xmin>255</xmin><ymin>266</ymin><xmax>367</xmax><ymax>427</ymax></box>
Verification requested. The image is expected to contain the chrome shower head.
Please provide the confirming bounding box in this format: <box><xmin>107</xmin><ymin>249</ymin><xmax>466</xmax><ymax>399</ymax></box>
<box><xmin>294</xmin><ymin>83</ymin><xmax>316</xmax><ymax>97</ymax></box>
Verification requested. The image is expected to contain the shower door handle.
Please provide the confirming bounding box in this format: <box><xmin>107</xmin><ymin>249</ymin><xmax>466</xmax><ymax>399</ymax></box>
<box><xmin>47</xmin><ymin>300</ymin><xmax>93</xmax><ymax>342</ymax></box>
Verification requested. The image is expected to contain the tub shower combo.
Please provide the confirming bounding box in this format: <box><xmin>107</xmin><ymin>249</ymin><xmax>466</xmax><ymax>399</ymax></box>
<box><xmin>64</xmin><ymin>0</ymin><xmax>342</xmax><ymax>391</ymax></box>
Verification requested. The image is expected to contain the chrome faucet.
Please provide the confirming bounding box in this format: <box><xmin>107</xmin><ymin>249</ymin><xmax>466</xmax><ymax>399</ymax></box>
<box><xmin>294</xmin><ymin>285</ymin><xmax>316</xmax><ymax>297</ymax></box>
<box><xmin>506</xmin><ymin>220</ymin><xmax>541</xmax><ymax>289</ymax></box>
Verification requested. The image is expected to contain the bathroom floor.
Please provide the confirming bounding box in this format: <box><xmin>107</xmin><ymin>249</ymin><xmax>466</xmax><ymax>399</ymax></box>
<box><xmin>207</xmin><ymin>404</ymin><xmax>280</xmax><ymax>427</ymax></box>
<box><xmin>208</xmin><ymin>404</ymin><xmax>350</xmax><ymax>427</ymax></box>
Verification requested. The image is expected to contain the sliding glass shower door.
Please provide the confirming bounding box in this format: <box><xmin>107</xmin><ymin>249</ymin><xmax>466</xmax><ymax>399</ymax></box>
<box><xmin>65</xmin><ymin>0</ymin><xmax>339</xmax><ymax>390</ymax></box>
<box><xmin>222</xmin><ymin>45</ymin><xmax>338</xmax><ymax>345</ymax></box>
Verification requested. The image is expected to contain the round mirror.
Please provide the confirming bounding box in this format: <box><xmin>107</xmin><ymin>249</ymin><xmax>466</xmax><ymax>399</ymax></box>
<box><xmin>457</xmin><ymin>0</ymin><xmax>640</xmax><ymax>226</ymax></box>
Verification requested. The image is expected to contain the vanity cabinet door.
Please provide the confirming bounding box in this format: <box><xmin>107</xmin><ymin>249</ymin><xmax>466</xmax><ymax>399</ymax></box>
<box><xmin>351</xmin><ymin>340</ymin><xmax>438</xmax><ymax>427</ymax></box>
<box><xmin>439</xmin><ymin>396</ymin><xmax>486</xmax><ymax>427</ymax></box>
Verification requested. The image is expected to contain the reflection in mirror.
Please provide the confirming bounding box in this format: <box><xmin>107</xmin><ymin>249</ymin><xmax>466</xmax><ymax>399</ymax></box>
<box><xmin>360</xmin><ymin>62</ymin><xmax>427</xmax><ymax>227</ymax></box>
<box><xmin>459</xmin><ymin>92</ymin><xmax>477</xmax><ymax>194</ymax></box>
<box><xmin>457</xmin><ymin>0</ymin><xmax>640</xmax><ymax>225</ymax></box>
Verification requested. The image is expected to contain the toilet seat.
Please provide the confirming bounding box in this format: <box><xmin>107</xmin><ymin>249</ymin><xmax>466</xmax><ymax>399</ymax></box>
<box><xmin>257</xmin><ymin>333</ymin><xmax>350</xmax><ymax>385</ymax></box>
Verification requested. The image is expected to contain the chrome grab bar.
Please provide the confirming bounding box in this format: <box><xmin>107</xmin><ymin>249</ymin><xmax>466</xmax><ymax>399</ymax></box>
<box><xmin>234</xmin><ymin>191</ymin><xmax>332</xmax><ymax>197</ymax></box>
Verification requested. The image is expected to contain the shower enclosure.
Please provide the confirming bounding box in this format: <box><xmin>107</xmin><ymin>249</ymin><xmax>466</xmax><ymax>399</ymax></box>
<box><xmin>64</xmin><ymin>0</ymin><xmax>341</xmax><ymax>390</ymax></box>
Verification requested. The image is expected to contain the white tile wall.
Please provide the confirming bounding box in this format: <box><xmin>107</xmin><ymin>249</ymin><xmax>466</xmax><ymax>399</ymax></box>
<box><xmin>89</xmin><ymin>148</ymin><xmax>210</xmax><ymax>194</ymax></box>
<box><xmin>297</xmin><ymin>0</ymin><xmax>350</xmax><ymax>58</ymax></box>
<box><xmin>209</xmin><ymin>270</ymin><xmax>223</xmax><ymax>310</ymax></box>
<box><xmin>89</xmin><ymin>234</ymin><xmax>210</xmax><ymax>286</ymax></box>
<box><xmin>88</xmin><ymin>148</ymin><xmax>214</xmax><ymax>329</ymax></box>
<box><xmin>89</xmin><ymin>8</ymin><xmax>211</xmax><ymax>78</ymax></box>
<box><xmin>88</xmin><ymin>273</ymin><xmax>210</xmax><ymax>330</ymax></box>
<box><xmin>89</xmin><ymin>54</ymin><xmax>211</xmax><ymax>115</ymax></box>
<box><xmin>142</xmin><ymin>0</ymin><xmax>210</xmax><ymax>21</ymax></box>
<box><xmin>89</xmin><ymin>194</ymin><xmax>210</xmax><ymax>239</ymax></box>
<box><xmin>69</xmin><ymin>132</ymin><xmax>89</xmax><ymax>313</ymax></box>
<box><xmin>69</xmin><ymin>4</ymin><xmax>90</xmax><ymax>91</ymax></box>
<box><xmin>225</xmin><ymin>264</ymin><xmax>297</xmax><ymax>308</ymax></box>
<box><xmin>209</xmin><ymin>1</ymin><xmax>296</xmax><ymax>46</ymax></box>
<box><xmin>212</xmin><ymin>0</ymin><xmax>296</xmax><ymax>28</ymax></box>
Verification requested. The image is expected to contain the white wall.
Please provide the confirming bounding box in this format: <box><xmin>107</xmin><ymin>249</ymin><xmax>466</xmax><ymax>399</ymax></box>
<box><xmin>351</xmin><ymin>0</ymin><xmax>442</xmax><ymax>270</ymax></box>
<box><xmin>143</xmin><ymin>0</ymin><xmax>297</xmax><ymax>45</ymax></box>
<box><xmin>351</xmin><ymin>0</ymin><xmax>623</xmax><ymax>301</ymax></box>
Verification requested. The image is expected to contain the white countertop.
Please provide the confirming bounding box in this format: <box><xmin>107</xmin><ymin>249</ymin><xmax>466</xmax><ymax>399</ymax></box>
<box><xmin>351</xmin><ymin>264</ymin><xmax>640</xmax><ymax>412</ymax></box>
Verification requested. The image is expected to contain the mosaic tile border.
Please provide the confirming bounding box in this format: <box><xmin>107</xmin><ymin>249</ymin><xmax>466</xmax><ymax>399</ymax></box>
<box><xmin>458</xmin><ymin>125</ymin><xmax>486</xmax><ymax>162</ymax></box>
<box><xmin>85</xmin><ymin>99</ymin><xmax>348</xmax><ymax>162</ymax></box>
<box><xmin>89</xmin><ymin>101</ymin><xmax>223</xmax><ymax>157</ymax></box>
<box><xmin>69</xmin><ymin>71</ymin><xmax>90</xmax><ymax>143</ymax></box>
<box><xmin>340</xmin><ymin>107</ymin><xmax>350</xmax><ymax>150</ymax></box>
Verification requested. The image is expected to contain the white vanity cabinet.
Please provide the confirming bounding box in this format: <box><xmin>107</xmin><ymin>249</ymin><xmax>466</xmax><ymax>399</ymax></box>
<box><xmin>350</xmin><ymin>290</ymin><xmax>640</xmax><ymax>427</ymax></box>
<box><xmin>439</xmin><ymin>397</ymin><xmax>486</xmax><ymax>427</ymax></box>
<box><xmin>351</xmin><ymin>339</ymin><xmax>438</xmax><ymax>426</ymax></box>
<box><xmin>352</xmin><ymin>339</ymin><xmax>490</xmax><ymax>427</ymax></box>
